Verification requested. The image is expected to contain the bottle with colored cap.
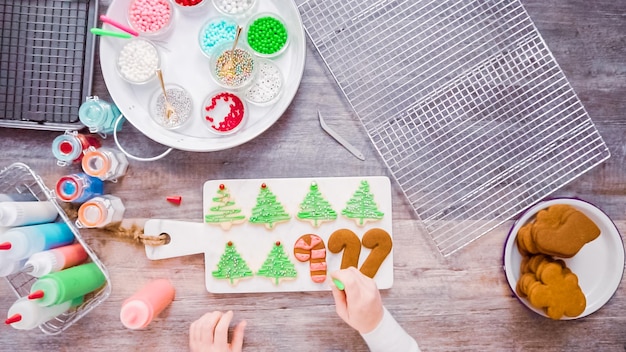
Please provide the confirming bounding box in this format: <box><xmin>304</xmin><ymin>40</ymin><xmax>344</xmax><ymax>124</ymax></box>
<box><xmin>51</xmin><ymin>131</ymin><xmax>101</xmax><ymax>167</ymax></box>
<box><xmin>5</xmin><ymin>296</ymin><xmax>84</xmax><ymax>330</ymax></box>
<box><xmin>0</xmin><ymin>201</ymin><xmax>58</xmax><ymax>227</ymax></box>
<box><xmin>76</xmin><ymin>195</ymin><xmax>126</xmax><ymax>229</ymax></box>
<box><xmin>55</xmin><ymin>173</ymin><xmax>104</xmax><ymax>203</ymax></box>
<box><xmin>78</xmin><ymin>96</ymin><xmax>123</xmax><ymax>135</ymax></box>
<box><xmin>0</xmin><ymin>222</ymin><xmax>75</xmax><ymax>261</ymax></box>
<box><xmin>23</xmin><ymin>243</ymin><xmax>89</xmax><ymax>278</ymax></box>
<box><xmin>81</xmin><ymin>147</ymin><xmax>129</xmax><ymax>182</ymax></box>
<box><xmin>28</xmin><ymin>262</ymin><xmax>106</xmax><ymax>306</ymax></box>
<box><xmin>120</xmin><ymin>279</ymin><xmax>175</xmax><ymax>330</ymax></box>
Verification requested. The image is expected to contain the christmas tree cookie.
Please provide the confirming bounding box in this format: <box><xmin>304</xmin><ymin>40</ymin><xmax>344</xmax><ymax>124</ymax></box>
<box><xmin>204</xmin><ymin>184</ymin><xmax>246</xmax><ymax>230</ymax></box>
<box><xmin>212</xmin><ymin>241</ymin><xmax>254</xmax><ymax>285</ymax></box>
<box><xmin>249</xmin><ymin>183</ymin><xmax>291</xmax><ymax>229</ymax></box>
<box><xmin>256</xmin><ymin>241</ymin><xmax>298</xmax><ymax>285</ymax></box>
<box><xmin>296</xmin><ymin>181</ymin><xmax>337</xmax><ymax>228</ymax></box>
<box><xmin>342</xmin><ymin>180</ymin><xmax>384</xmax><ymax>226</ymax></box>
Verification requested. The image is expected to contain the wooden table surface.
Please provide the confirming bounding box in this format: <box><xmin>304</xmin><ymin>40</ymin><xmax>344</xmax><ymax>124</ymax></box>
<box><xmin>1</xmin><ymin>0</ymin><xmax>625</xmax><ymax>350</ymax></box>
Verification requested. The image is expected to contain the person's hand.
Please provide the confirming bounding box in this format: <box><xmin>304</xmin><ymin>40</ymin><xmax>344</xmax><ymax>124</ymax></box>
<box><xmin>189</xmin><ymin>311</ymin><xmax>247</xmax><ymax>352</ymax></box>
<box><xmin>330</xmin><ymin>267</ymin><xmax>384</xmax><ymax>334</ymax></box>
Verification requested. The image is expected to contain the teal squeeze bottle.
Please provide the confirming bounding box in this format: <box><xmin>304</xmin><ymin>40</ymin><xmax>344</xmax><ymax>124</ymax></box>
<box><xmin>28</xmin><ymin>262</ymin><xmax>106</xmax><ymax>306</ymax></box>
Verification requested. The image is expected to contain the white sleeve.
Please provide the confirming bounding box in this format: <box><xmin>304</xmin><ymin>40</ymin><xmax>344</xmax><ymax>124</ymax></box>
<box><xmin>360</xmin><ymin>307</ymin><xmax>420</xmax><ymax>352</ymax></box>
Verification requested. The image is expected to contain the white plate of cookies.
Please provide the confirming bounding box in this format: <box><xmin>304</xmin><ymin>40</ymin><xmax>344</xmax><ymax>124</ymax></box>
<box><xmin>503</xmin><ymin>198</ymin><xmax>624</xmax><ymax>320</ymax></box>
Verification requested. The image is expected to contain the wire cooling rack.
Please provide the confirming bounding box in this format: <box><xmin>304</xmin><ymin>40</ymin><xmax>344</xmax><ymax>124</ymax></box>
<box><xmin>298</xmin><ymin>0</ymin><xmax>610</xmax><ymax>256</ymax></box>
<box><xmin>0</xmin><ymin>0</ymin><xmax>97</xmax><ymax>130</ymax></box>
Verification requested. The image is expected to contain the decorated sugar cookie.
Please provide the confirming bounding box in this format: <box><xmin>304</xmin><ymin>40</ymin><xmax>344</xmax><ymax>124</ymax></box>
<box><xmin>212</xmin><ymin>241</ymin><xmax>253</xmax><ymax>285</ymax></box>
<box><xmin>293</xmin><ymin>234</ymin><xmax>327</xmax><ymax>283</ymax></box>
<box><xmin>256</xmin><ymin>241</ymin><xmax>298</xmax><ymax>285</ymax></box>
<box><xmin>249</xmin><ymin>183</ymin><xmax>290</xmax><ymax>229</ymax></box>
<box><xmin>204</xmin><ymin>183</ymin><xmax>246</xmax><ymax>230</ymax></box>
<box><xmin>296</xmin><ymin>181</ymin><xmax>337</xmax><ymax>228</ymax></box>
<box><xmin>342</xmin><ymin>180</ymin><xmax>384</xmax><ymax>226</ymax></box>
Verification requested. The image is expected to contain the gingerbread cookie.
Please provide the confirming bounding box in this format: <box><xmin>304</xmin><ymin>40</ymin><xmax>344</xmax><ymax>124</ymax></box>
<box><xmin>249</xmin><ymin>183</ymin><xmax>291</xmax><ymax>229</ymax></box>
<box><xmin>328</xmin><ymin>229</ymin><xmax>362</xmax><ymax>269</ymax></box>
<box><xmin>360</xmin><ymin>228</ymin><xmax>393</xmax><ymax>278</ymax></box>
<box><xmin>531</xmin><ymin>205</ymin><xmax>600</xmax><ymax>258</ymax></box>
<box><xmin>204</xmin><ymin>183</ymin><xmax>246</xmax><ymax>230</ymax></box>
<box><xmin>296</xmin><ymin>181</ymin><xmax>337</xmax><ymax>228</ymax></box>
<box><xmin>293</xmin><ymin>234</ymin><xmax>327</xmax><ymax>283</ymax></box>
<box><xmin>527</xmin><ymin>262</ymin><xmax>586</xmax><ymax>320</ymax></box>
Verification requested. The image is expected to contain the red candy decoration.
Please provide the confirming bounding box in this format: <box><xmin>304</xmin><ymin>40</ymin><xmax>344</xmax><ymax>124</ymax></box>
<box><xmin>174</xmin><ymin>0</ymin><xmax>203</xmax><ymax>5</ymax></box>
<box><xmin>204</xmin><ymin>92</ymin><xmax>245</xmax><ymax>133</ymax></box>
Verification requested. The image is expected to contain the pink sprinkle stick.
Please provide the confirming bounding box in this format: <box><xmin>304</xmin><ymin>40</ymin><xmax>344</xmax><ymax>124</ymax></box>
<box><xmin>100</xmin><ymin>15</ymin><xmax>139</xmax><ymax>37</ymax></box>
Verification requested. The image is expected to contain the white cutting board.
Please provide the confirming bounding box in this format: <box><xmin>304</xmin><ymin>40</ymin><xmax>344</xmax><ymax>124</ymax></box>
<box><xmin>144</xmin><ymin>176</ymin><xmax>393</xmax><ymax>293</ymax></box>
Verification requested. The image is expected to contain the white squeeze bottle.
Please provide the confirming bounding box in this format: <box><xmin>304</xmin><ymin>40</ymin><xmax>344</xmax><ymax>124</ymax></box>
<box><xmin>0</xmin><ymin>201</ymin><xmax>58</xmax><ymax>227</ymax></box>
<box><xmin>5</xmin><ymin>296</ymin><xmax>84</xmax><ymax>330</ymax></box>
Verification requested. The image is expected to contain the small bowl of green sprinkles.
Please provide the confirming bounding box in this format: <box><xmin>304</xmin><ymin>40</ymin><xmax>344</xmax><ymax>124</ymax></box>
<box><xmin>245</xmin><ymin>12</ymin><xmax>289</xmax><ymax>58</ymax></box>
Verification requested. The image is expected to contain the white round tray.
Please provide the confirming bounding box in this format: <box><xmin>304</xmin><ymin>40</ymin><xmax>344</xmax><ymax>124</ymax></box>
<box><xmin>100</xmin><ymin>0</ymin><xmax>306</xmax><ymax>151</ymax></box>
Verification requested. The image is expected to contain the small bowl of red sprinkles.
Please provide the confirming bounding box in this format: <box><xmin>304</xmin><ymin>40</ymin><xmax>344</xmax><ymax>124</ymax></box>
<box><xmin>128</xmin><ymin>0</ymin><xmax>174</xmax><ymax>37</ymax></box>
<box><xmin>172</xmin><ymin>0</ymin><xmax>207</xmax><ymax>13</ymax></box>
<box><xmin>202</xmin><ymin>90</ymin><xmax>247</xmax><ymax>135</ymax></box>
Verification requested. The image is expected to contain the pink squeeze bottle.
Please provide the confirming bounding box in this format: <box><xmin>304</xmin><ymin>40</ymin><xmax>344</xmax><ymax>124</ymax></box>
<box><xmin>120</xmin><ymin>279</ymin><xmax>175</xmax><ymax>330</ymax></box>
<box><xmin>23</xmin><ymin>243</ymin><xmax>89</xmax><ymax>277</ymax></box>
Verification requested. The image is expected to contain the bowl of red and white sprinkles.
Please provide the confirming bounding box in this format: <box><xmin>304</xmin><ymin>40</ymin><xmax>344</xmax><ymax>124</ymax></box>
<box><xmin>202</xmin><ymin>90</ymin><xmax>247</xmax><ymax>135</ymax></box>
<box><xmin>128</xmin><ymin>0</ymin><xmax>174</xmax><ymax>37</ymax></box>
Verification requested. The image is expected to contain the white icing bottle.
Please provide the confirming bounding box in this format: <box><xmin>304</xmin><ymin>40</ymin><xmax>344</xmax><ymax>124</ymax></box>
<box><xmin>5</xmin><ymin>296</ymin><xmax>83</xmax><ymax>330</ymax></box>
<box><xmin>0</xmin><ymin>201</ymin><xmax>59</xmax><ymax>227</ymax></box>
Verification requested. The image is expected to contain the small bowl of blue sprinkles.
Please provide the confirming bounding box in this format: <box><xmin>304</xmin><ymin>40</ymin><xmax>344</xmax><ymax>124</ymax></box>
<box><xmin>198</xmin><ymin>16</ymin><xmax>239</xmax><ymax>58</ymax></box>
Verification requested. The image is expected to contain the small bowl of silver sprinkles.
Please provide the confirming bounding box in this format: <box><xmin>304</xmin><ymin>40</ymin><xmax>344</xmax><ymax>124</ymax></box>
<box><xmin>150</xmin><ymin>84</ymin><xmax>193</xmax><ymax>130</ymax></box>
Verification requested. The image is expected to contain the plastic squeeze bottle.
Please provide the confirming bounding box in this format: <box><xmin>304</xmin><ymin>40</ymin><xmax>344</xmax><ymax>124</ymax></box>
<box><xmin>120</xmin><ymin>279</ymin><xmax>176</xmax><ymax>330</ymax></box>
<box><xmin>5</xmin><ymin>296</ymin><xmax>84</xmax><ymax>330</ymax></box>
<box><xmin>23</xmin><ymin>243</ymin><xmax>89</xmax><ymax>277</ymax></box>
<box><xmin>0</xmin><ymin>222</ymin><xmax>74</xmax><ymax>261</ymax></box>
<box><xmin>28</xmin><ymin>262</ymin><xmax>106</xmax><ymax>307</ymax></box>
<box><xmin>0</xmin><ymin>201</ymin><xmax>58</xmax><ymax>227</ymax></box>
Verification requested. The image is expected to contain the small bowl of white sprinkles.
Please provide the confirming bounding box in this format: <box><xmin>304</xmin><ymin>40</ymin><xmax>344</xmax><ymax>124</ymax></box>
<box><xmin>150</xmin><ymin>84</ymin><xmax>193</xmax><ymax>130</ymax></box>
<box><xmin>244</xmin><ymin>59</ymin><xmax>283</xmax><ymax>106</ymax></box>
<box><xmin>212</xmin><ymin>0</ymin><xmax>256</xmax><ymax>18</ymax></box>
<box><xmin>117</xmin><ymin>39</ymin><xmax>160</xmax><ymax>85</ymax></box>
<box><xmin>198</xmin><ymin>16</ymin><xmax>238</xmax><ymax>58</ymax></box>
<box><xmin>209</xmin><ymin>41</ymin><xmax>256</xmax><ymax>90</ymax></box>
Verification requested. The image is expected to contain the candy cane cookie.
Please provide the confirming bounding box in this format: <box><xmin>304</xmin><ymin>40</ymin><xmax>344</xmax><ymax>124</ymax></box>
<box><xmin>293</xmin><ymin>234</ymin><xmax>327</xmax><ymax>283</ymax></box>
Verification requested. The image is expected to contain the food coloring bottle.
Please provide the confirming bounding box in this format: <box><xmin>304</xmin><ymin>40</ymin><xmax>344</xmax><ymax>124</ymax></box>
<box><xmin>51</xmin><ymin>131</ymin><xmax>101</xmax><ymax>166</ymax></box>
<box><xmin>55</xmin><ymin>173</ymin><xmax>104</xmax><ymax>203</ymax></box>
<box><xmin>28</xmin><ymin>262</ymin><xmax>106</xmax><ymax>306</ymax></box>
<box><xmin>5</xmin><ymin>296</ymin><xmax>84</xmax><ymax>330</ymax></box>
<box><xmin>120</xmin><ymin>279</ymin><xmax>175</xmax><ymax>330</ymax></box>
<box><xmin>76</xmin><ymin>195</ymin><xmax>126</xmax><ymax>229</ymax></box>
<box><xmin>0</xmin><ymin>222</ymin><xmax>75</xmax><ymax>261</ymax></box>
<box><xmin>81</xmin><ymin>147</ymin><xmax>129</xmax><ymax>182</ymax></box>
<box><xmin>78</xmin><ymin>96</ymin><xmax>123</xmax><ymax>135</ymax></box>
<box><xmin>23</xmin><ymin>243</ymin><xmax>89</xmax><ymax>278</ymax></box>
<box><xmin>0</xmin><ymin>200</ymin><xmax>58</xmax><ymax>227</ymax></box>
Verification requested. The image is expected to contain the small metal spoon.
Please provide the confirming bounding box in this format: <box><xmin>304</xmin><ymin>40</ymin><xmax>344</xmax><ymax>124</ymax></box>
<box><xmin>155</xmin><ymin>69</ymin><xmax>175</xmax><ymax>119</ymax></box>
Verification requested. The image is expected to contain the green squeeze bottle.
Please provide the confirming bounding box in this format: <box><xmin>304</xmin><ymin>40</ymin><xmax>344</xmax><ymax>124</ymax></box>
<box><xmin>27</xmin><ymin>262</ymin><xmax>106</xmax><ymax>306</ymax></box>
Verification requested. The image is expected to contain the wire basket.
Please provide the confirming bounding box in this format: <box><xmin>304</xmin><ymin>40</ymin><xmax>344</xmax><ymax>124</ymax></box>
<box><xmin>0</xmin><ymin>162</ymin><xmax>111</xmax><ymax>335</ymax></box>
<box><xmin>0</xmin><ymin>0</ymin><xmax>98</xmax><ymax>130</ymax></box>
<box><xmin>299</xmin><ymin>0</ymin><xmax>610</xmax><ymax>256</ymax></box>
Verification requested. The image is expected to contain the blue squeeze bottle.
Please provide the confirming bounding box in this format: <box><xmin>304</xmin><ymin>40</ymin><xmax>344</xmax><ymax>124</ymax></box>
<box><xmin>0</xmin><ymin>222</ymin><xmax>75</xmax><ymax>261</ymax></box>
